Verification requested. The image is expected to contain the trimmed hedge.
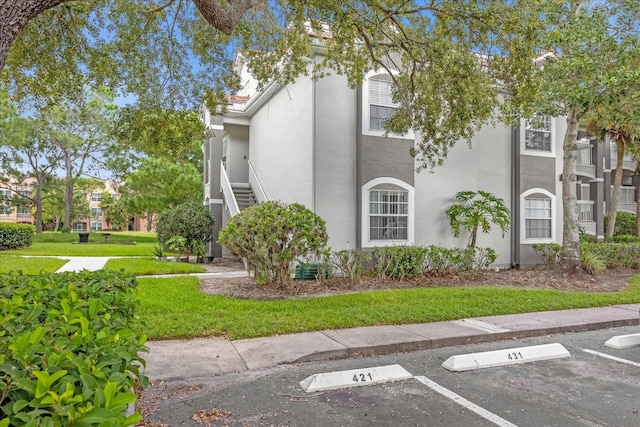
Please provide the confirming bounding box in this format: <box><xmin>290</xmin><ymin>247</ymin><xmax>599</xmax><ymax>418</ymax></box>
<box><xmin>0</xmin><ymin>270</ymin><xmax>148</xmax><ymax>426</ymax></box>
<box><xmin>0</xmin><ymin>223</ymin><xmax>35</xmax><ymax>251</ymax></box>
<box><xmin>581</xmin><ymin>242</ymin><xmax>640</xmax><ymax>269</ymax></box>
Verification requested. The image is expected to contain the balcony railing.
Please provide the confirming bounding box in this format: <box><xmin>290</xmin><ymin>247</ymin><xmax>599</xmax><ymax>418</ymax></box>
<box><xmin>577</xmin><ymin>200</ymin><xmax>594</xmax><ymax>222</ymax></box>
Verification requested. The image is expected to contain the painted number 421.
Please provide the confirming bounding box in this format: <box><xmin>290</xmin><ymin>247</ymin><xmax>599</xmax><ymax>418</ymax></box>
<box><xmin>352</xmin><ymin>373</ymin><xmax>373</xmax><ymax>383</ymax></box>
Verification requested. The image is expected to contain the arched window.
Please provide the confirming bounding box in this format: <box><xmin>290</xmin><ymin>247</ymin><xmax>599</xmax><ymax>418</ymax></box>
<box><xmin>362</xmin><ymin>177</ymin><xmax>414</xmax><ymax>247</ymax></box>
<box><xmin>521</xmin><ymin>188</ymin><xmax>556</xmax><ymax>243</ymax></box>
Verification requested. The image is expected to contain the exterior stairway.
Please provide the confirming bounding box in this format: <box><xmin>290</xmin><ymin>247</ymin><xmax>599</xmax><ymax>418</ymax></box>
<box><xmin>231</xmin><ymin>183</ymin><xmax>257</xmax><ymax>210</ymax></box>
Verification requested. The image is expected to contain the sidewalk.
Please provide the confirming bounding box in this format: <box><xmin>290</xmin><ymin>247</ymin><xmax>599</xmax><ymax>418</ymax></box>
<box><xmin>143</xmin><ymin>304</ymin><xmax>640</xmax><ymax>383</ymax></box>
<box><xmin>25</xmin><ymin>257</ymin><xmax>640</xmax><ymax>382</ymax></box>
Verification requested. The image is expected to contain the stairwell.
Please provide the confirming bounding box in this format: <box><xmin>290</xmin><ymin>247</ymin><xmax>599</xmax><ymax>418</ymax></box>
<box><xmin>231</xmin><ymin>183</ymin><xmax>257</xmax><ymax>210</ymax></box>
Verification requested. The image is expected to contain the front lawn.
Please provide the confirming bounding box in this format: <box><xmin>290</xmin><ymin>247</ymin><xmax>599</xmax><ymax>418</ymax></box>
<box><xmin>3</xmin><ymin>232</ymin><xmax>159</xmax><ymax>256</ymax></box>
<box><xmin>105</xmin><ymin>257</ymin><xmax>206</xmax><ymax>275</ymax></box>
<box><xmin>137</xmin><ymin>275</ymin><xmax>640</xmax><ymax>340</ymax></box>
<box><xmin>0</xmin><ymin>256</ymin><xmax>67</xmax><ymax>275</ymax></box>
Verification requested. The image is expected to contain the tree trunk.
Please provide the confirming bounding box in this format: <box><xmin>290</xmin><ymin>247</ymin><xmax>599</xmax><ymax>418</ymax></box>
<box><xmin>64</xmin><ymin>151</ymin><xmax>73</xmax><ymax>230</ymax></box>
<box><xmin>561</xmin><ymin>106</ymin><xmax>581</xmax><ymax>274</ymax></box>
<box><xmin>0</xmin><ymin>0</ymin><xmax>71</xmax><ymax>70</ymax></box>
<box><xmin>636</xmin><ymin>167</ymin><xmax>640</xmax><ymax>237</ymax></box>
<box><xmin>606</xmin><ymin>140</ymin><xmax>625</xmax><ymax>239</ymax></box>
<box><xmin>470</xmin><ymin>227</ymin><xmax>478</xmax><ymax>247</ymax></box>
<box><xmin>34</xmin><ymin>176</ymin><xmax>44</xmax><ymax>233</ymax></box>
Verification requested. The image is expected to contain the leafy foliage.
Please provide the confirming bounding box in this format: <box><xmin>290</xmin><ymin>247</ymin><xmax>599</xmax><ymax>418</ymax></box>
<box><xmin>328</xmin><ymin>249</ymin><xmax>365</xmax><ymax>283</ymax></box>
<box><xmin>156</xmin><ymin>202</ymin><xmax>215</xmax><ymax>255</ymax></box>
<box><xmin>532</xmin><ymin>243</ymin><xmax>562</xmax><ymax>267</ymax></box>
<box><xmin>581</xmin><ymin>242</ymin><xmax>640</xmax><ymax>270</ymax></box>
<box><xmin>0</xmin><ymin>270</ymin><xmax>148</xmax><ymax>426</ymax></box>
<box><xmin>217</xmin><ymin>201</ymin><xmax>328</xmax><ymax>285</ymax></box>
<box><xmin>0</xmin><ymin>223</ymin><xmax>35</xmax><ymax>250</ymax></box>
<box><xmin>604</xmin><ymin>211</ymin><xmax>637</xmax><ymax>237</ymax></box>
<box><xmin>368</xmin><ymin>245</ymin><xmax>497</xmax><ymax>280</ymax></box>
<box><xmin>119</xmin><ymin>157</ymin><xmax>202</xmax><ymax>218</ymax></box>
<box><xmin>445</xmin><ymin>190</ymin><xmax>510</xmax><ymax>247</ymax></box>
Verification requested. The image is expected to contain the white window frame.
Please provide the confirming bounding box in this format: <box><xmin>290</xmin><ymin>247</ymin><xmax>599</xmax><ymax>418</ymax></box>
<box><xmin>90</xmin><ymin>193</ymin><xmax>102</xmax><ymax>202</ymax></box>
<box><xmin>361</xmin><ymin>177</ymin><xmax>414</xmax><ymax>247</ymax></box>
<box><xmin>362</xmin><ymin>69</ymin><xmax>414</xmax><ymax>139</ymax></box>
<box><xmin>91</xmin><ymin>207</ymin><xmax>103</xmax><ymax>217</ymax></box>
<box><xmin>521</xmin><ymin>116</ymin><xmax>555</xmax><ymax>157</ymax></box>
<box><xmin>520</xmin><ymin>188</ymin><xmax>556</xmax><ymax>244</ymax></box>
<box><xmin>91</xmin><ymin>221</ymin><xmax>103</xmax><ymax>231</ymax></box>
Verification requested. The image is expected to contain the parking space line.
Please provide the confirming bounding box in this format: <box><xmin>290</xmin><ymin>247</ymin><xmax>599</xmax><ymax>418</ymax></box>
<box><xmin>414</xmin><ymin>375</ymin><xmax>518</xmax><ymax>427</ymax></box>
<box><xmin>582</xmin><ymin>349</ymin><xmax>640</xmax><ymax>367</ymax></box>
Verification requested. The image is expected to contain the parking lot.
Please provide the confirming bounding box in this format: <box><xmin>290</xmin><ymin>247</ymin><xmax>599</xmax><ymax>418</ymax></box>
<box><xmin>141</xmin><ymin>326</ymin><xmax>640</xmax><ymax>426</ymax></box>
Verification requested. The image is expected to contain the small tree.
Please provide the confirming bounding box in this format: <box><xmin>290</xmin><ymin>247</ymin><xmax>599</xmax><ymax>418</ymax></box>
<box><xmin>445</xmin><ymin>190</ymin><xmax>510</xmax><ymax>247</ymax></box>
<box><xmin>156</xmin><ymin>202</ymin><xmax>215</xmax><ymax>255</ymax></box>
<box><xmin>218</xmin><ymin>201</ymin><xmax>328</xmax><ymax>285</ymax></box>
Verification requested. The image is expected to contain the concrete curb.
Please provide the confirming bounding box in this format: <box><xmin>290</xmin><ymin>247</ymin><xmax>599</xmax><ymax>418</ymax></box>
<box><xmin>143</xmin><ymin>305</ymin><xmax>640</xmax><ymax>383</ymax></box>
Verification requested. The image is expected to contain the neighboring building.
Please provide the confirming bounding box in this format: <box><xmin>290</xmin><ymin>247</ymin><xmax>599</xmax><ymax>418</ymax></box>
<box><xmin>0</xmin><ymin>177</ymin><xmax>35</xmax><ymax>225</ymax></box>
<box><xmin>0</xmin><ymin>178</ymin><xmax>153</xmax><ymax>232</ymax></box>
<box><xmin>201</xmin><ymin>52</ymin><xmax>637</xmax><ymax>266</ymax></box>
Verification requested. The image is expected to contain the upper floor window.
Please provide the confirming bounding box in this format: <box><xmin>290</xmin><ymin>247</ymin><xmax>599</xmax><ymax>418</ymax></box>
<box><xmin>91</xmin><ymin>207</ymin><xmax>103</xmax><ymax>217</ymax></box>
<box><xmin>368</xmin><ymin>75</ymin><xmax>398</xmax><ymax>132</ymax></box>
<box><xmin>90</xmin><ymin>193</ymin><xmax>102</xmax><ymax>202</ymax></box>
<box><xmin>362</xmin><ymin>69</ymin><xmax>413</xmax><ymax>139</ymax></box>
<box><xmin>0</xmin><ymin>189</ymin><xmax>12</xmax><ymax>215</ymax></box>
<box><xmin>524</xmin><ymin>116</ymin><xmax>553</xmax><ymax>153</ymax></box>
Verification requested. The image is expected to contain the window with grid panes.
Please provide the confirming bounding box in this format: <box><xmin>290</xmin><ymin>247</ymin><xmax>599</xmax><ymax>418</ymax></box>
<box><xmin>369</xmin><ymin>189</ymin><xmax>408</xmax><ymax>240</ymax></box>
<box><xmin>525</xmin><ymin>116</ymin><xmax>552</xmax><ymax>152</ymax></box>
<box><xmin>524</xmin><ymin>197</ymin><xmax>552</xmax><ymax>238</ymax></box>
<box><xmin>0</xmin><ymin>189</ymin><xmax>12</xmax><ymax>215</ymax></box>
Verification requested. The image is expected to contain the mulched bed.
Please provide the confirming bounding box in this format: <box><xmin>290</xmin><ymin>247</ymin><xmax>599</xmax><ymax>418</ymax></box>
<box><xmin>199</xmin><ymin>266</ymin><xmax>638</xmax><ymax>300</ymax></box>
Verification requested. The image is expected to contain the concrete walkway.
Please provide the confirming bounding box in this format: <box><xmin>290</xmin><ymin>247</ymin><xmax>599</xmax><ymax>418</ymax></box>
<box><xmin>143</xmin><ymin>304</ymin><xmax>640</xmax><ymax>383</ymax></box>
<box><xmin>54</xmin><ymin>256</ymin><xmax>112</xmax><ymax>272</ymax></box>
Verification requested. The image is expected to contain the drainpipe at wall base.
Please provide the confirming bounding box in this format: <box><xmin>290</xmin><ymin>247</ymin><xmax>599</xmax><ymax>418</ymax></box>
<box><xmin>510</xmin><ymin>124</ymin><xmax>520</xmax><ymax>269</ymax></box>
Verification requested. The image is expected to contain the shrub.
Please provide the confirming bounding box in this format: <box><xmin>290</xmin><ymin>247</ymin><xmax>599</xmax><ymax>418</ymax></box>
<box><xmin>608</xmin><ymin>234</ymin><xmax>640</xmax><ymax>244</ymax></box>
<box><xmin>0</xmin><ymin>270</ymin><xmax>148</xmax><ymax>426</ymax></box>
<box><xmin>581</xmin><ymin>242</ymin><xmax>640</xmax><ymax>269</ymax></box>
<box><xmin>329</xmin><ymin>249</ymin><xmax>365</xmax><ymax>283</ymax></box>
<box><xmin>445</xmin><ymin>190</ymin><xmax>510</xmax><ymax>247</ymax></box>
<box><xmin>532</xmin><ymin>243</ymin><xmax>562</xmax><ymax>267</ymax></box>
<box><xmin>580</xmin><ymin>249</ymin><xmax>606</xmax><ymax>275</ymax></box>
<box><xmin>424</xmin><ymin>245</ymin><xmax>496</xmax><ymax>276</ymax></box>
<box><xmin>156</xmin><ymin>202</ymin><xmax>215</xmax><ymax>255</ymax></box>
<box><xmin>0</xmin><ymin>222</ymin><xmax>35</xmax><ymax>250</ymax></box>
<box><xmin>217</xmin><ymin>201</ymin><xmax>328</xmax><ymax>285</ymax></box>
<box><xmin>604</xmin><ymin>211</ymin><xmax>637</xmax><ymax>236</ymax></box>
<box><xmin>369</xmin><ymin>246</ymin><xmax>427</xmax><ymax>280</ymax></box>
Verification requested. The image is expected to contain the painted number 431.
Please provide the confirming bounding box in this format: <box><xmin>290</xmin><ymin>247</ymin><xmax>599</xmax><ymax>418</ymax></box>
<box><xmin>352</xmin><ymin>372</ymin><xmax>373</xmax><ymax>383</ymax></box>
<box><xmin>507</xmin><ymin>351</ymin><xmax>524</xmax><ymax>361</ymax></box>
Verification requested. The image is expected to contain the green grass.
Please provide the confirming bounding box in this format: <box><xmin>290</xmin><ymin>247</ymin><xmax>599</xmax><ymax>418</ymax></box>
<box><xmin>137</xmin><ymin>275</ymin><xmax>640</xmax><ymax>341</ymax></box>
<box><xmin>2</xmin><ymin>231</ymin><xmax>159</xmax><ymax>256</ymax></box>
<box><xmin>0</xmin><ymin>256</ymin><xmax>68</xmax><ymax>275</ymax></box>
<box><xmin>105</xmin><ymin>257</ymin><xmax>206</xmax><ymax>275</ymax></box>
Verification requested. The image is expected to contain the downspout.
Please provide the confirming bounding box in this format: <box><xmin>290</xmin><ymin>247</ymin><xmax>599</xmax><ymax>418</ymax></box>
<box><xmin>312</xmin><ymin>58</ymin><xmax>317</xmax><ymax>212</ymax></box>
<box><xmin>511</xmin><ymin>124</ymin><xmax>520</xmax><ymax>268</ymax></box>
